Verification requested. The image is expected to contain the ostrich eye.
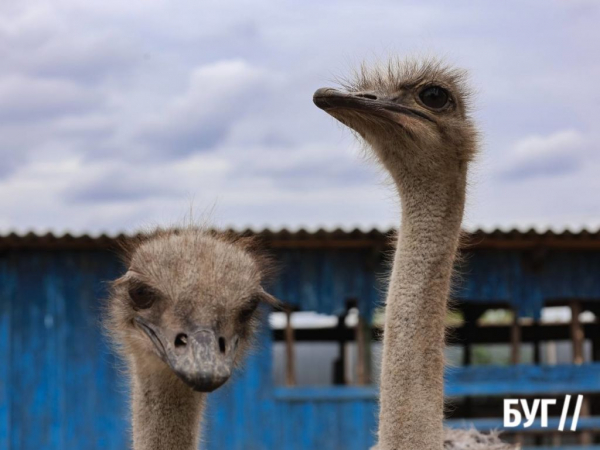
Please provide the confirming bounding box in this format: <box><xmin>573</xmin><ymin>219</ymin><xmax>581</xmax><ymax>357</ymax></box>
<box><xmin>128</xmin><ymin>283</ymin><xmax>158</xmax><ymax>310</ymax></box>
<box><xmin>238</xmin><ymin>296</ymin><xmax>260</xmax><ymax>323</ymax></box>
<box><xmin>418</xmin><ymin>86</ymin><xmax>450</xmax><ymax>109</ymax></box>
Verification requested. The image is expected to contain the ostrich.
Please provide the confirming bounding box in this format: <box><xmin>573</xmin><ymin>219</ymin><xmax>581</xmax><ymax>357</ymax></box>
<box><xmin>313</xmin><ymin>58</ymin><xmax>516</xmax><ymax>449</ymax></box>
<box><xmin>106</xmin><ymin>227</ymin><xmax>276</xmax><ymax>450</ymax></box>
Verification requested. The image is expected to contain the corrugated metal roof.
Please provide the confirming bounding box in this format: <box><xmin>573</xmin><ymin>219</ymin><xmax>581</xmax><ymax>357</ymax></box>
<box><xmin>1</xmin><ymin>227</ymin><xmax>600</xmax><ymax>250</ymax></box>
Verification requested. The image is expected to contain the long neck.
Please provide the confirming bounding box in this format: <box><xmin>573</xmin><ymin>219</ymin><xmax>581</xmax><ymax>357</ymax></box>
<box><xmin>130</xmin><ymin>357</ymin><xmax>206</xmax><ymax>450</ymax></box>
<box><xmin>377</xmin><ymin>163</ymin><xmax>467</xmax><ymax>450</ymax></box>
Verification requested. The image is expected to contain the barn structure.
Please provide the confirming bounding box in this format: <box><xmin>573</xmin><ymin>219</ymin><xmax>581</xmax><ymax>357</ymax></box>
<box><xmin>0</xmin><ymin>228</ymin><xmax>599</xmax><ymax>450</ymax></box>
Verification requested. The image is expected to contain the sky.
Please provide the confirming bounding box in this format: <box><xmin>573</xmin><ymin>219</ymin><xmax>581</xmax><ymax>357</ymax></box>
<box><xmin>1</xmin><ymin>0</ymin><xmax>599</xmax><ymax>234</ymax></box>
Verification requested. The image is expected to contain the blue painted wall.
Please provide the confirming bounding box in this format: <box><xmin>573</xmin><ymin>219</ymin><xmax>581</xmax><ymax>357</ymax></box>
<box><xmin>0</xmin><ymin>251</ymin><xmax>126</xmax><ymax>449</ymax></box>
<box><xmin>1</xmin><ymin>246</ymin><xmax>600</xmax><ymax>449</ymax></box>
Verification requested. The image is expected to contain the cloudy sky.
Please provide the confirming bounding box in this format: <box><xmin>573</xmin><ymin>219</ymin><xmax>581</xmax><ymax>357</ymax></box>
<box><xmin>1</xmin><ymin>1</ymin><xmax>599</xmax><ymax>234</ymax></box>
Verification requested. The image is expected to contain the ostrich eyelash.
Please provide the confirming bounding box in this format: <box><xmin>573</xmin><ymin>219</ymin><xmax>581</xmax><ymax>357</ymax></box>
<box><xmin>238</xmin><ymin>296</ymin><xmax>260</xmax><ymax>322</ymax></box>
<box><xmin>128</xmin><ymin>282</ymin><xmax>161</xmax><ymax>310</ymax></box>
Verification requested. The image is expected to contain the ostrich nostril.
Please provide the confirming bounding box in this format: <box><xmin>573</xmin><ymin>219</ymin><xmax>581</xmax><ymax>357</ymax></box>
<box><xmin>218</xmin><ymin>337</ymin><xmax>226</xmax><ymax>354</ymax></box>
<box><xmin>355</xmin><ymin>93</ymin><xmax>377</xmax><ymax>100</ymax></box>
<box><xmin>175</xmin><ymin>333</ymin><xmax>188</xmax><ymax>347</ymax></box>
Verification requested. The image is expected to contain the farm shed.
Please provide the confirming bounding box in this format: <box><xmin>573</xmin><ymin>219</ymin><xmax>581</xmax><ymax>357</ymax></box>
<box><xmin>0</xmin><ymin>228</ymin><xmax>599</xmax><ymax>449</ymax></box>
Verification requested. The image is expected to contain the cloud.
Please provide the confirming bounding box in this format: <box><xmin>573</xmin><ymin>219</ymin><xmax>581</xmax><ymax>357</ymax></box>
<box><xmin>497</xmin><ymin>130</ymin><xmax>589</xmax><ymax>180</ymax></box>
<box><xmin>0</xmin><ymin>1</ymin><xmax>600</xmax><ymax>233</ymax></box>
<box><xmin>66</xmin><ymin>169</ymin><xmax>185</xmax><ymax>203</ymax></box>
<box><xmin>0</xmin><ymin>4</ymin><xmax>139</xmax><ymax>84</ymax></box>
<box><xmin>0</xmin><ymin>75</ymin><xmax>101</xmax><ymax>123</ymax></box>
<box><xmin>133</xmin><ymin>60</ymin><xmax>278</xmax><ymax>157</ymax></box>
<box><xmin>65</xmin><ymin>154</ymin><xmax>232</xmax><ymax>203</ymax></box>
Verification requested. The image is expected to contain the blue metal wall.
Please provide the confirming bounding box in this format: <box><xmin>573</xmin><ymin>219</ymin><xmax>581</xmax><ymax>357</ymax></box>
<box><xmin>203</xmin><ymin>327</ymin><xmax>380</xmax><ymax>450</ymax></box>
<box><xmin>1</xmin><ymin>246</ymin><xmax>600</xmax><ymax>449</ymax></box>
<box><xmin>0</xmin><ymin>250</ymin><xmax>126</xmax><ymax>449</ymax></box>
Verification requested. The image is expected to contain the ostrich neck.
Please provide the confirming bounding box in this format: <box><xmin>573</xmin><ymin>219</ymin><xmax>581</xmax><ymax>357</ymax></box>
<box><xmin>378</xmin><ymin>164</ymin><xmax>467</xmax><ymax>450</ymax></box>
<box><xmin>130</xmin><ymin>358</ymin><xmax>206</xmax><ymax>450</ymax></box>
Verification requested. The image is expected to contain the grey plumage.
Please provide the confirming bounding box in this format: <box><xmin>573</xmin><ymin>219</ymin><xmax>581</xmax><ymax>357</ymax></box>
<box><xmin>315</xmin><ymin>57</ymin><xmax>516</xmax><ymax>450</ymax></box>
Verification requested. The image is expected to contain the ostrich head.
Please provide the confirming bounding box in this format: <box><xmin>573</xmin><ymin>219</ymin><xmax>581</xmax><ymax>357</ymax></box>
<box><xmin>107</xmin><ymin>228</ymin><xmax>276</xmax><ymax>393</ymax></box>
<box><xmin>313</xmin><ymin>58</ymin><xmax>477</xmax><ymax>181</ymax></box>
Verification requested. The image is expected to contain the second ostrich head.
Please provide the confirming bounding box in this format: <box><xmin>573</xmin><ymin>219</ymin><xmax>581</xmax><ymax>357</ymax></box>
<box><xmin>313</xmin><ymin>58</ymin><xmax>477</xmax><ymax>186</ymax></box>
<box><xmin>108</xmin><ymin>228</ymin><xmax>276</xmax><ymax>393</ymax></box>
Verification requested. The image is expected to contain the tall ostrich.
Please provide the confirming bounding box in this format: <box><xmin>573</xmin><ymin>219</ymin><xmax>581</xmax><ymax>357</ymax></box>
<box><xmin>314</xmin><ymin>58</ymin><xmax>516</xmax><ymax>449</ymax></box>
<box><xmin>106</xmin><ymin>227</ymin><xmax>276</xmax><ymax>450</ymax></box>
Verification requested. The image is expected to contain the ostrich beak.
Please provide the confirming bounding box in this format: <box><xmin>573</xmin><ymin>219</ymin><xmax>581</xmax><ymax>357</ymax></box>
<box><xmin>134</xmin><ymin>316</ymin><xmax>234</xmax><ymax>392</ymax></box>
<box><xmin>313</xmin><ymin>87</ymin><xmax>434</xmax><ymax>123</ymax></box>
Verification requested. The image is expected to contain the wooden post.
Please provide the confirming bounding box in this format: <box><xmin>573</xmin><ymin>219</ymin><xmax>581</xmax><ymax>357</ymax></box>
<box><xmin>570</xmin><ymin>300</ymin><xmax>591</xmax><ymax>445</ymax></box>
<box><xmin>570</xmin><ymin>300</ymin><xmax>584</xmax><ymax>365</ymax></box>
<box><xmin>510</xmin><ymin>308</ymin><xmax>522</xmax><ymax>445</ymax></box>
<box><xmin>462</xmin><ymin>307</ymin><xmax>478</xmax><ymax>419</ymax></box>
<box><xmin>551</xmin><ymin>432</ymin><xmax>561</xmax><ymax>447</ymax></box>
<box><xmin>284</xmin><ymin>306</ymin><xmax>296</xmax><ymax>386</ymax></box>
<box><xmin>592</xmin><ymin>305</ymin><xmax>600</xmax><ymax>445</ymax></box>
<box><xmin>463</xmin><ymin>308</ymin><xmax>476</xmax><ymax>366</ymax></box>
<box><xmin>513</xmin><ymin>434</ymin><xmax>524</xmax><ymax>448</ymax></box>
<box><xmin>592</xmin><ymin>305</ymin><xmax>600</xmax><ymax>361</ymax></box>
<box><xmin>333</xmin><ymin>311</ymin><xmax>348</xmax><ymax>385</ymax></box>
<box><xmin>578</xmin><ymin>401</ymin><xmax>592</xmax><ymax>446</ymax></box>
<box><xmin>545</xmin><ymin>341</ymin><xmax>557</xmax><ymax>365</ymax></box>
<box><xmin>532</xmin><ymin>319</ymin><xmax>541</xmax><ymax>364</ymax></box>
<box><xmin>356</xmin><ymin>314</ymin><xmax>371</xmax><ymax>385</ymax></box>
<box><xmin>510</xmin><ymin>309</ymin><xmax>521</xmax><ymax>365</ymax></box>
<box><xmin>593</xmin><ymin>325</ymin><xmax>600</xmax><ymax>363</ymax></box>
<box><xmin>531</xmin><ymin>316</ymin><xmax>543</xmax><ymax>449</ymax></box>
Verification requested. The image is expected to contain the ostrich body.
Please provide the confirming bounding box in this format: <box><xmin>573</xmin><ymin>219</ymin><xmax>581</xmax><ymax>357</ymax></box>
<box><xmin>106</xmin><ymin>228</ymin><xmax>275</xmax><ymax>450</ymax></box>
<box><xmin>314</xmin><ymin>59</ymin><xmax>515</xmax><ymax>449</ymax></box>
